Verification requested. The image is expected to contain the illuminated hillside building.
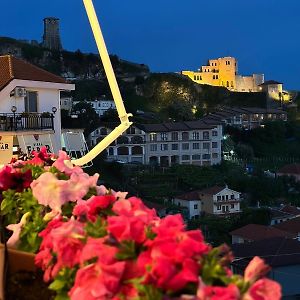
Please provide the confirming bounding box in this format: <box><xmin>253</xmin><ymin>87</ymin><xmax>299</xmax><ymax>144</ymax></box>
<box><xmin>182</xmin><ymin>56</ymin><xmax>264</xmax><ymax>93</ymax></box>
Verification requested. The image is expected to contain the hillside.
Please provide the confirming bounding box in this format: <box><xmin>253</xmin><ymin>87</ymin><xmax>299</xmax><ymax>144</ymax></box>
<box><xmin>0</xmin><ymin>37</ymin><xmax>268</xmax><ymax>122</ymax></box>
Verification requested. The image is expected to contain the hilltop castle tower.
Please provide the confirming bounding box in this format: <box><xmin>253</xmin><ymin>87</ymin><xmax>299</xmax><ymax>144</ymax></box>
<box><xmin>42</xmin><ymin>17</ymin><xmax>62</xmax><ymax>51</ymax></box>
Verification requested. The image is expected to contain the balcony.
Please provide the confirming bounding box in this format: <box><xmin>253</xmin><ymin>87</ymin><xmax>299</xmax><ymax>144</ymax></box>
<box><xmin>0</xmin><ymin>113</ymin><xmax>54</xmax><ymax>131</ymax></box>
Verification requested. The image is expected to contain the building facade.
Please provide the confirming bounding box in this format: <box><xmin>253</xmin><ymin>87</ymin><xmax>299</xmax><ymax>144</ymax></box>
<box><xmin>73</xmin><ymin>100</ymin><xmax>116</xmax><ymax>117</ymax></box>
<box><xmin>202</xmin><ymin>107</ymin><xmax>287</xmax><ymax>130</ymax></box>
<box><xmin>199</xmin><ymin>186</ymin><xmax>241</xmax><ymax>216</ymax></box>
<box><xmin>259</xmin><ymin>80</ymin><xmax>290</xmax><ymax>102</ymax></box>
<box><xmin>0</xmin><ymin>55</ymin><xmax>74</xmax><ymax>163</ymax></box>
<box><xmin>182</xmin><ymin>56</ymin><xmax>264</xmax><ymax>92</ymax></box>
<box><xmin>90</xmin><ymin>119</ymin><xmax>223</xmax><ymax>166</ymax></box>
<box><xmin>42</xmin><ymin>17</ymin><xmax>62</xmax><ymax>51</ymax></box>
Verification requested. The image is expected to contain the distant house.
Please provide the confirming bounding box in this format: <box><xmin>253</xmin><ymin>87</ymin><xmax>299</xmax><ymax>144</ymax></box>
<box><xmin>199</xmin><ymin>186</ymin><xmax>241</xmax><ymax>216</ymax></box>
<box><xmin>273</xmin><ymin>216</ymin><xmax>300</xmax><ymax>239</ymax></box>
<box><xmin>173</xmin><ymin>191</ymin><xmax>202</xmax><ymax>220</ymax></box>
<box><xmin>232</xmin><ymin>237</ymin><xmax>300</xmax><ymax>298</ymax></box>
<box><xmin>143</xmin><ymin>201</ymin><xmax>167</xmax><ymax>218</ymax></box>
<box><xmin>259</xmin><ymin>80</ymin><xmax>290</xmax><ymax>102</ymax></box>
<box><xmin>277</xmin><ymin>164</ymin><xmax>300</xmax><ymax>182</ymax></box>
<box><xmin>269</xmin><ymin>205</ymin><xmax>300</xmax><ymax>225</ymax></box>
<box><xmin>230</xmin><ymin>224</ymin><xmax>294</xmax><ymax>244</ymax></box>
<box><xmin>173</xmin><ymin>186</ymin><xmax>241</xmax><ymax>219</ymax></box>
<box><xmin>202</xmin><ymin>107</ymin><xmax>287</xmax><ymax>130</ymax></box>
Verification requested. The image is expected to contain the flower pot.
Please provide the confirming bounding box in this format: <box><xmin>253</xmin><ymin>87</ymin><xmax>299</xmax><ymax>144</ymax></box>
<box><xmin>0</xmin><ymin>244</ymin><xmax>36</xmax><ymax>300</ymax></box>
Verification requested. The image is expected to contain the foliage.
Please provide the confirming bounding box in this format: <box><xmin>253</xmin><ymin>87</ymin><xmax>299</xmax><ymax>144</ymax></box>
<box><xmin>0</xmin><ymin>150</ymin><xmax>281</xmax><ymax>300</ymax></box>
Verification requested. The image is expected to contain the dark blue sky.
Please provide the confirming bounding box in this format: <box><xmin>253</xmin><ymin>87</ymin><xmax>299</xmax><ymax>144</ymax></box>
<box><xmin>1</xmin><ymin>0</ymin><xmax>300</xmax><ymax>89</ymax></box>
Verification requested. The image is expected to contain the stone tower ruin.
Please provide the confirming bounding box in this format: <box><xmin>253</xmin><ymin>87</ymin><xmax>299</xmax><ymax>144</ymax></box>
<box><xmin>42</xmin><ymin>17</ymin><xmax>62</xmax><ymax>51</ymax></box>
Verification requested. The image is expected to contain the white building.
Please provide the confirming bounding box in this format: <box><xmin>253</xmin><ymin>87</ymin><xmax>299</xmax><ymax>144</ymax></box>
<box><xmin>0</xmin><ymin>55</ymin><xmax>75</xmax><ymax>163</ymax></box>
<box><xmin>199</xmin><ymin>186</ymin><xmax>241</xmax><ymax>216</ymax></box>
<box><xmin>174</xmin><ymin>191</ymin><xmax>202</xmax><ymax>219</ymax></box>
<box><xmin>73</xmin><ymin>99</ymin><xmax>116</xmax><ymax>117</ymax></box>
<box><xmin>91</xmin><ymin>119</ymin><xmax>223</xmax><ymax>166</ymax></box>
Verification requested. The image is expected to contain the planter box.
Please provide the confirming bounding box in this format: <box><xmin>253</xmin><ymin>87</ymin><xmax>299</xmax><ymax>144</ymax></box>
<box><xmin>0</xmin><ymin>244</ymin><xmax>36</xmax><ymax>300</ymax></box>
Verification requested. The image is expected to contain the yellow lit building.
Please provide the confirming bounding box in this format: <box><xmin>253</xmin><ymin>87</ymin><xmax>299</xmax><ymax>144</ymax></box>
<box><xmin>259</xmin><ymin>80</ymin><xmax>290</xmax><ymax>102</ymax></box>
<box><xmin>182</xmin><ymin>56</ymin><xmax>264</xmax><ymax>92</ymax></box>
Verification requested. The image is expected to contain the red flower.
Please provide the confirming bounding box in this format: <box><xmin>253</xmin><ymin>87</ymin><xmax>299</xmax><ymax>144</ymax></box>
<box><xmin>197</xmin><ymin>284</ymin><xmax>240</xmax><ymax>300</ymax></box>
<box><xmin>107</xmin><ymin>215</ymin><xmax>146</xmax><ymax>244</ymax></box>
<box><xmin>243</xmin><ymin>278</ymin><xmax>281</xmax><ymax>300</ymax></box>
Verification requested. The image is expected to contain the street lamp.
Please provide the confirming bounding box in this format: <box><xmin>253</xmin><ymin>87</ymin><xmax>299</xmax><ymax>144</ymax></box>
<box><xmin>11</xmin><ymin>106</ymin><xmax>17</xmax><ymax>130</ymax></box>
<box><xmin>52</xmin><ymin>107</ymin><xmax>57</xmax><ymax>114</ymax></box>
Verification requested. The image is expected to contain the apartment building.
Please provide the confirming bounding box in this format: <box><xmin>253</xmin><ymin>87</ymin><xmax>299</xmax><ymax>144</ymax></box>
<box><xmin>73</xmin><ymin>99</ymin><xmax>116</xmax><ymax>117</ymax></box>
<box><xmin>90</xmin><ymin>119</ymin><xmax>223</xmax><ymax>166</ymax></box>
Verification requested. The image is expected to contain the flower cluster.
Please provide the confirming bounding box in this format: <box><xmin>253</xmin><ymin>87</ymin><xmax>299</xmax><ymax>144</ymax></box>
<box><xmin>0</xmin><ymin>149</ymin><xmax>282</xmax><ymax>299</ymax></box>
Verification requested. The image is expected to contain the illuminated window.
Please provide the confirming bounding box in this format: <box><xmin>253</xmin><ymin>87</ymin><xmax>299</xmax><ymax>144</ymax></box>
<box><xmin>150</xmin><ymin>133</ymin><xmax>157</xmax><ymax>142</ymax></box>
<box><xmin>161</xmin><ymin>133</ymin><xmax>168</xmax><ymax>141</ymax></box>
<box><xmin>192</xmin><ymin>132</ymin><xmax>200</xmax><ymax>140</ymax></box>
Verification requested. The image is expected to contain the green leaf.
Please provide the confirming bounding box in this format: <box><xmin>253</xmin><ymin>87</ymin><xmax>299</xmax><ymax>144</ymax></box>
<box><xmin>85</xmin><ymin>217</ymin><xmax>107</xmax><ymax>238</ymax></box>
<box><xmin>116</xmin><ymin>240</ymin><xmax>137</xmax><ymax>260</ymax></box>
<box><xmin>54</xmin><ymin>292</ymin><xmax>70</xmax><ymax>300</ymax></box>
<box><xmin>49</xmin><ymin>279</ymin><xmax>67</xmax><ymax>291</ymax></box>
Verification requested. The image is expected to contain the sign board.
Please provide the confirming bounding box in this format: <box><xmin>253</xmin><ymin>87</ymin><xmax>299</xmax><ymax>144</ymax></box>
<box><xmin>18</xmin><ymin>134</ymin><xmax>54</xmax><ymax>154</ymax></box>
<box><xmin>0</xmin><ymin>135</ymin><xmax>13</xmax><ymax>164</ymax></box>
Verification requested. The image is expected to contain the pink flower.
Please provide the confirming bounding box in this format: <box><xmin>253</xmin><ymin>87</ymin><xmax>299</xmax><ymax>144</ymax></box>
<box><xmin>52</xmin><ymin>150</ymin><xmax>84</xmax><ymax>176</ymax></box>
<box><xmin>197</xmin><ymin>284</ymin><xmax>240</xmax><ymax>300</ymax></box>
<box><xmin>6</xmin><ymin>212</ymin><xmax>31</xmax><ymax>248</ymax></box>
<box><xmin>243</xmin><ymin>278</ymin><xmax>281</xmax><ymax>300</ymax></box>
<box><xmin>31</xmin><ymin>172</ymin><xmax>70</xmax><ymax>212</ymax></box>
<box><xmin>244</xmin><ymin>257</ymin><xmax>270</xmax><ymax>283</ymax></box>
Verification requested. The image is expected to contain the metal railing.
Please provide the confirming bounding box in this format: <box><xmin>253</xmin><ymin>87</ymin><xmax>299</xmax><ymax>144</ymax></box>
<box><xmin>0</xmin><ymin>113</ymin><xmax>54</xmax><ymax>131</ymax></box>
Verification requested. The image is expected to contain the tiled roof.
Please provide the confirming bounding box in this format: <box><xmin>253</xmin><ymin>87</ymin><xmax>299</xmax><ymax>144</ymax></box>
<box><xmin>270</xmin><ymin>208</ymin><xmax>293</xmax><ymax>220</ymax></box>
<box><xmin>232</xmin><ymin>237</ymin><xmax>300</xmax><ymax>269</ymax></box>
<box><xmin>230</xmin><ymin>224</ymin><xmax>295</xmax><ymax>241</ymax></box>
<box><xmin>175</xmin><ymin>191</ymin><xmax>201</xmax><ymax>201</ymax></box>
<box><xmin>0</xmin><ymin>55</ymin><xmax>67</xmax><ymax>91</ymax></box>
<box><xmin>277</xmin><ymin>164</ymin><xmax>300</xmax><ymax>175</ymax></box>
<box><xmin>280</xmin><ymin>205</ymin><xmax>300</xmax><ymax>216</ymax></box>
<box><xmin>140</xmin><ymin>120</ymin><xmax>218</xmax><ymax>133</ymax></box>
<box><xmin>273</xmin><ymin>216</ymin><xmax>300</xmax><ymax>234</ymax></box>
<box><xmin>199</xmin><ymin>185</ymin><xmax>227</xmax><ymax>195</ymax></box>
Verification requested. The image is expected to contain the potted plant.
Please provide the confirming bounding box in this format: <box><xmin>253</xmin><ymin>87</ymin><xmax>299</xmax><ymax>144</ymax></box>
<box><xmin>0</xmin><ymin>149</ymin><xmax>281</xmax><ymax>300</ymax></box>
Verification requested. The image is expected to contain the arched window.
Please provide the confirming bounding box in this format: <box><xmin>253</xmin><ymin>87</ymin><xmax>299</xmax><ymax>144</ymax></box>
<box><xmin>131</xmin><ymin>136</ymin><xmax>143</xmax><ymax>144</ymax></box>
<box><xmin>117</xmin><ymin>136</ymin><xmax>129</xmax><ymax>144</ymax></box>
<box><xmin>132</xmin><ymin>146</ymin><xmax>143</xmax><ymax>155</ymax></box>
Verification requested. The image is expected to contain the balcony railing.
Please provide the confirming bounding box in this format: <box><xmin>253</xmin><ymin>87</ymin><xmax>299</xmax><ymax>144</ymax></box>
<box><xmin>0</xmin><ymin>113</ymin><xmax>54</xmax><ymax>131</ymax></box>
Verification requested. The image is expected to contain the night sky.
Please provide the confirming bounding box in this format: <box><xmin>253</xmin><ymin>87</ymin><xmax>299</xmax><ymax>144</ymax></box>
<box><xmin>1</xmin><ymin>0</ymin><xmax>300</xmax><ymax>89</ymax></box>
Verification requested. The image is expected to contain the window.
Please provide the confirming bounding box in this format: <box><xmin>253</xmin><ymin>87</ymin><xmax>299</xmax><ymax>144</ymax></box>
<box><xmin>192</xmin><ymin>154</ymin><xmax>201</xmax><ymax>160</ymax></box>
<box><xmin>203</xmin><ymin>154</ymin><xmax>211</xmax><ymax>159</ymax></box>
<box><xmin>161</xmin><ymin>133</ymin><xmax>168</xmax><ymax>141</ymax></box>
<box><xmin>213</xmin><ymin>75</ymin><xmax>215</xmax><ymax>80</ymax></box>
<box><xmin>212</xmin><ymin>153</ymin><xmax>218</xmax><ymax>158</ymax></box>
<box><xmin>200</xmin><ymin>76</ymin><xmax>202</xmax><ymax>80</ymax></box>
<box><xmin>193</xmin><ymin>143</ymin><xmax>200</xmax><ymax>150</ymax></box>
<box><xmin>222</xmin><ymin>195</ymin><xmax>225</xmax><ymax>200</ymax></box>
<box><xmin>194</xmin><ymin>204</ymin><xmax>198</xmax><ymax>209</ymax></box>
<box><xmin>231</xmin><ymin>204</ymin><xmax>234</xmax><ymax>209</ymax></box>
<box><xmin>217</xmin><ymin>205</ymin><xmax>221</xmax><ymax>210</ymax></box>
<box><xmin>192</xmin><ymin>132</ymin><xmax>200</xmax><ymax>140</ymax></box>
<box><xmin>96</xmin><ymin>129</ymin><xmax>99</xmax><ymax>135</ymax></box>
<box><xmin>150</xmin><ymin>144</ymin><xmax>157</xmax><ymax>151</ymax></box>
<box><xmin>182</xmin><ymin>155</ymin><xmax>190</xmax><ymax>161</ymax></box>
<box><xmin>149</xmin><ymin>133</ymin><xmax>157</xmax><ymax>142</ymax></box>
<box><xmin>182</xmin><ymin>143</ymin><xmax>189</xmax><ymax>150</ymax></box>
<box><xmin>194</xmin><ymin>75</ymin><xmax>197</xmax><ymax>80</ymax></box>
<box><xmin>217</xmin><ymin>196</ymin><xmax>221</xmax><ymax>201</ymax></box>
<box><xmin>161</xmin><ymin>144</ymin><xmax>168</xmax><ymax>151</ymax></box>
<box><xmin>171</xmin><ymin>132</ymin><xmax>179</xmax><ymax>140</ymax></box>
<box><xmin>203</xmin><ymin>142</ymin><xmax>210</xmax><ymax>149</ymax></box>
<box><xmin>171</xmin><ymin>143</ymin><xmax>178</xmax><ymax>150</ymax></box>
<box><xmin>182</xmin><ymin>132</ymin><xmax>189</xmax><ymax>140</ymax></box>
<box><xmin>216</xmin><ymin>75</ymin><xmax>219</xmax><ymax>79</ymax></box>
<box><xmin>212</xmin><ymin>142</ymin><xmax>218</xmax><ymax>148</ymax></box>
<box><xmin>108</xmin><ymin>147</ymin><xmax>114</xmax><ymax>155</ymax></box>
<box><xmin>226</xmin><ymin>195</ymin><xmax>229</xmax><ymax>200</ymax></box>
<box><xmin>24</xmin><ymin>91</ymin><xmax>38</xmax><ymax>112</ymax></box>
<box><xmin>231</xmin><ymin>195</ymin><xmax>234</xmax><ymax>199</ymax></box>
<box><xmin>203</xmin><ymin>131</ymin><xmax>209</xmax><ymax>140</ymax></box>
<box><xmin>212</xmin><ymin>130</ymin><xmax>218</xmax><ymax>136</ymax></box>
<box><xmin>226</xmin><ymin>81</ymin><xmax>229</xmax><ymax>87</ymax></box>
